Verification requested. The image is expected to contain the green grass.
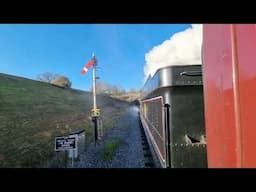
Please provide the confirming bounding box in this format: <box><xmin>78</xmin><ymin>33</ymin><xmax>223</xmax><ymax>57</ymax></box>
<box><xmin>0</xmin><ymin>73</ymin><xmax>129</xmax><ymax>167</ymax></box>
<box><xmin>100</xmin><ymin>137</ymin><xmax>121</xmax><ymax>161</ymax></box>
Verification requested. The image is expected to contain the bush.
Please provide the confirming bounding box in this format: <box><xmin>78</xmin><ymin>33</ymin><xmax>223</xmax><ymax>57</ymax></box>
<box><xmin>51</xmin><ymin>76</ymin><xmax>72</xmax><ymax>88</ymax></box>
<box><xmin>37</xmin><ymin>72</ymin><xmax>59</xmax><ymax>83</ymax></box>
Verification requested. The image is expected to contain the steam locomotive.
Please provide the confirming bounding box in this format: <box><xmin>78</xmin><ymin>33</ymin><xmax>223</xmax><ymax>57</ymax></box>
<box><xmin>139</xmin><ymin>64</ymin><xmax>207</xmax><ymax>168</ymax></box>
<box><xmin>140</xmin><ymin>24</ymin><xmax>256</xmax><ymax>168</ymax></box>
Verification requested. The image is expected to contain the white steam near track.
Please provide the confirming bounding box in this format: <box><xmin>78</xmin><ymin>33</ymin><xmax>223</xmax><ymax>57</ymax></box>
<box><xmin>144</xmin><ymin>24</ymin><xmax>202</xmax><ymax>81</ymax></box>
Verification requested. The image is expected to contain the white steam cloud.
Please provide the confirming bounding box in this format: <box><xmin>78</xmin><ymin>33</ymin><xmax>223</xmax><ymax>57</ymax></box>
<box><xmin>144</xmin><ymin>24</ymin><xmax>202</xmax><ymax>81</ymax></box>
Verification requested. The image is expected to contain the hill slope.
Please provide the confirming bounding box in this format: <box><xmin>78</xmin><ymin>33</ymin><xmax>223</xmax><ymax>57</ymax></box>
<box><xmin>110</xmin><ymin>92</ymin><xmax>142</xmax><ymax>102</ymax></box>
<box><xmin>0</xmin><ymin>73</ymin><xmax>129</xmax><ymax>167</ymax></box>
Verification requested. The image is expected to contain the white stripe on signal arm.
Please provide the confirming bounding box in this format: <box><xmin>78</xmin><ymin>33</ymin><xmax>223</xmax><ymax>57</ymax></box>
<box><xmin>83</xmin><ymin>67</ymin><xmax>88</xmax><ymax>72</ymax></box>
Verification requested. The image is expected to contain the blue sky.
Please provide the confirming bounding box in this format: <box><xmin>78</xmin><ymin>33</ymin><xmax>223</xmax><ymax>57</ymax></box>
<box><xmin>0</xmin><ymin>24</ymin><xmax>191</xmax><ymax>91</ymax></box>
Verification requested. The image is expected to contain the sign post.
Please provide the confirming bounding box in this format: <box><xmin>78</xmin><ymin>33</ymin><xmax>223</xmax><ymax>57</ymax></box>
<box><xmin>55</xmin><ymin>136</ymin><xmax>77</xmax><ymax>168</ymax></box>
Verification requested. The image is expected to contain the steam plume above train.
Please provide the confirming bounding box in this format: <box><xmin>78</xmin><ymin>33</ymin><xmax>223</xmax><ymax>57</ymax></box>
<box><xmin>144</xmin><ymin>24</ymin><xmax>202</xmax><ymax>81</ymax></box>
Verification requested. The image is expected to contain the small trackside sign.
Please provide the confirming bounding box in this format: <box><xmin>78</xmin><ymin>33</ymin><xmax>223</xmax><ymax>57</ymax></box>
<box><xmin>55</xmin><ymin>136</ymin><xmax>77</xmax><ymax>151</ymax></box>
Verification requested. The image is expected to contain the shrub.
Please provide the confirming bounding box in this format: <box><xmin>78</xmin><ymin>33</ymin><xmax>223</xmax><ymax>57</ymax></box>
<box><xmin>51</xmin><ymin>76</ymin><xmax>72</xmax><ymax>88</ymax></box>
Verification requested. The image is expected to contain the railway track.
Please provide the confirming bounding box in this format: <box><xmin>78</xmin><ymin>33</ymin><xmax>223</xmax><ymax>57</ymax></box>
<box><xmin>139</xmin><ymin>119</ymin><xmax>155</xmax><ymax>168</ymax></box>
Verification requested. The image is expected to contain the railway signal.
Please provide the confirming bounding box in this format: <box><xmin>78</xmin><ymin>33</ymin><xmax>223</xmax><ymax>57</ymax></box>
<box><xmin>81</xmin><ymin>53</ymin><xmax>103</xmax><ymax>146</ymax></box>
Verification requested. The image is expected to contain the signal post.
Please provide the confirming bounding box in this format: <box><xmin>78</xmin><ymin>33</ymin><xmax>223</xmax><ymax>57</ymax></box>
<box><xmin>81</xmin><ymin>53</ymin><xmax>103</xmax><ymax>146</ymax></box>
<box><xmin>88</xmin><ymin>54</ymin><xmax>103</xmax><ymax>146</ymax></box>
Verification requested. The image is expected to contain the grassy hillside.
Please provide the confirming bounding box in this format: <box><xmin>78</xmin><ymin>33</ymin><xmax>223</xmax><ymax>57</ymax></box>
<box><xmin>0</xmin><ymin>73</ymin><xmax>129</xmax><ymax>167</ymax></box>
<box><xmin>110</xmin><ymin>92</ymin><xmax>142</xmax><ymax>102</ymax></box>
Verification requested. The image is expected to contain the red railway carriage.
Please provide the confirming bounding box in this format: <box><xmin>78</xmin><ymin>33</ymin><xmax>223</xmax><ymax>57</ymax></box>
<box><xmin>203</xmin><ymin>24</ymin><xmax>256</xmax><ymax>167</ymax></box>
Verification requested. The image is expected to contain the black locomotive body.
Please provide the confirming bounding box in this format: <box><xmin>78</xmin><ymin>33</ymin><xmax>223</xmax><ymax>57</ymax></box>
<box><xmin>140</xmin><ymin>65</ymin><xmax>207</xmax><ymax>168</ymax></box>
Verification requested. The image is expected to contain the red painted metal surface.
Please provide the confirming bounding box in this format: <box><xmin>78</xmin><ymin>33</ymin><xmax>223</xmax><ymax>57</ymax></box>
<box><xmin>234</xmin><ymin>25</ymin><xmax>256</xmax><ymax>167</ymax></box>
<box><xmin>203</xmin><ymin>24</ymin><xmax>256</xmax><ymax>167</ymax></box>
<box><xmin>203</xmin><ymin>24</ymin><xmax>238</xmax><ymax>167</ymax></box>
